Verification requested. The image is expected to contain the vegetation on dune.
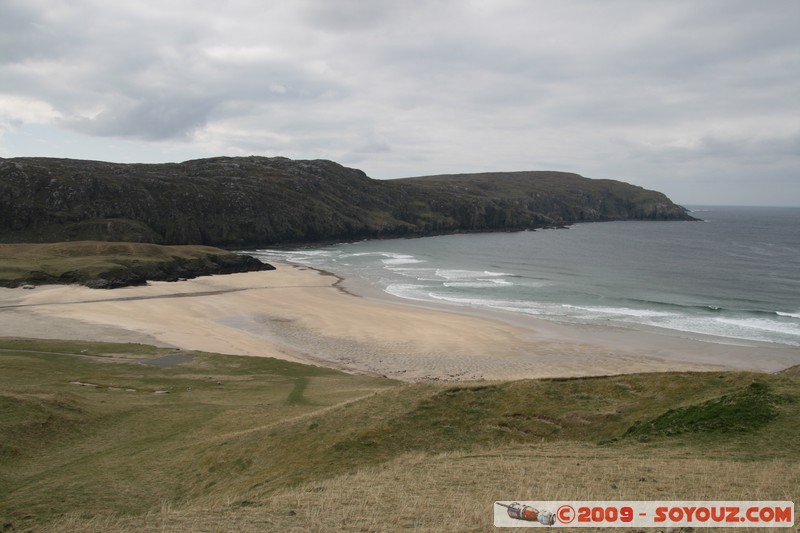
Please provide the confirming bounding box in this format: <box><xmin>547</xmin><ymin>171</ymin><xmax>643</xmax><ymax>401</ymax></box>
<box><xmin>315</xmin><ymin>372</ymin><xmax>800</xmax><ymax>464</ymax></box>
<box><xmin>0</xmin><ymin>241</ymin><xmax>272</xmax><ymax>288</ymax></box>
<box><xmin>0</xmin><ymin>156</ymin><xmax>695</xmax><ymax>247</ymax></box>
<box><xmin>1</xmin><ymin>339</ymin><xmax>797</xmax><ymax>531</ymax></box>
<box><xmin>624</xmin><ymin>380</ymin><xmax>789</xmax><ymax>439</ymax></box>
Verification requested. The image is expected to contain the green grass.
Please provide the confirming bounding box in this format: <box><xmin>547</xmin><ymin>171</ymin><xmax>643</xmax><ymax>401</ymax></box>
<box><xmin>624</xmin><ymin>380</ymin><xmax>788</xmax><ymax>438</ymax></box>
<box><xmin>301</xmin><ymin>372</ymin><xmax>800</xmax><ymax>470</ymax></box>
<box><xmin>0</xmin><ymin>241</ymin><xmax>265</xmax><ymax>287</ymax></box>
<box><xmin>1</xmin><ymin>337</ymin><xmax>798</xmax><ymax>531</ymax></box>
<box><xmin>0</xmin><ymin>338</ymin><xmax>394</xmax><ymax>528</ymax></box>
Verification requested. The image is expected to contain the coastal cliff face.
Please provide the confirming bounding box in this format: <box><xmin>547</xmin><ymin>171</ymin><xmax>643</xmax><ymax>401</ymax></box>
<box><xmin>0</xmin><ymin>156</ymin><xmax>694</xmax><ymax>246</ymax></box>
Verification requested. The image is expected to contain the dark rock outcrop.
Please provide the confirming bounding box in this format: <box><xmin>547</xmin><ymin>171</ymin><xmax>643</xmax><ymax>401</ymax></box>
<box><xmin>0</xmin><ymin>156</ymin><xmax>695</xmax><ymax>246</ymax></box>
<box><xmin>79</xmin><ymin>252</ymin><xmax>274</xmax><ymax>289</ymax></box>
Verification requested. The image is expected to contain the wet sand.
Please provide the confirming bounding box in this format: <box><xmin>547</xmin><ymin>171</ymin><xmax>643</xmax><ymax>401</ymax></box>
<box><xmin>1</xmin><ymin>263</ymin><xmax>798</xmax><ymax>381</ymax></box>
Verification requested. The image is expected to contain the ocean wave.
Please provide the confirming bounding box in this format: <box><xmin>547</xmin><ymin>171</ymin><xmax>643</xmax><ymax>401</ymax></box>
<box><xmin>387</xmin><ymin>267</ymin><xmax>442</xmax><ymax>281</ymax></box>
<box><xmin>443</xmin><ymin>279</ymin><xmax>514</xmax><ymax>289</ymax></box>
<box><xmin>434</xmin><ymin>269</ymin><xmax>511</xmax><ymax>281</ymax></box>
<box><xmin>249</xmin><ymin>249</ymin><xmax>337</xmax><ymax>263</ymax></box>
<box><xmin>381</xmin><ymin>256</ymin><xmax>425</xmax><ymax>266</ymax></box>
<box><xmin>389</xmin><ymin>267</ymin><xmax>514</xmax><ymax>283</ymax></box>
<box><xmin>560</xmin><ymin>304</ymin><xmax>677</xmax><ymax>319</ymax></box>
<box><xmin>426</xmin><ymin>292</ymin><xmax>523</xmax><ymax>309</ymax></box>
<box><xmin>622</xmin><ymin>297</ymin><xmax>800</xmax><ymax>320</ymax></box>
<box><xmin>383</xmin><ymin>281</ymin><xmax>800</xmax><ymax>346</ymax></box>
<box><xmin>339</xmin><ymin>251</ymin><xmax>426</xmax><ymax>265</ymax></box>
<box><xmin>654</xmin><ymin>317</ymin><xmax>800</xmax><ymax>346</ymax></box>
<box><xmin>384</xmin><ymin>283</ymin><xmax>436</xmax><ymax>302</ymax></box>
<box><xmin>712</xmin><ymin>317</ymin><xmax>800</xmax><ymax>336</ymax></box>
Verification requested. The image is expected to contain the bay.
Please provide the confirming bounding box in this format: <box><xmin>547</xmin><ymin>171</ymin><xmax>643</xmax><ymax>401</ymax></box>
<box><xmin>249</xmin><ymin>206</ymin><xmax>800</xmax><ymax>347</ymax></box>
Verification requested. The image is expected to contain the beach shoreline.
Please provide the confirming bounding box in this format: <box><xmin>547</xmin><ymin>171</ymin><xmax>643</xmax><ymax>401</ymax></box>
<box><xmin>1</xmin><ymin>262</ymin><xmax>798</xmax><ymax>381</ymax></box>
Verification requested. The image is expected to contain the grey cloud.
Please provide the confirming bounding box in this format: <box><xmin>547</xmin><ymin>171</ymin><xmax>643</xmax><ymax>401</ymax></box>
<box><xmin>0</xmin><ymin>1</ymin><xmax>56</xmax><ymax>64</ymax></box>
<box><xmin>629</xmin><ymin>132</ymin><xmax>800</xmax><ymax>163</ymax></box>
<box><xmin>2</xmin><ymin>0</ymin><xmax>799</xmax><ymax>205</ymax></box>
<box><xmin>340</xmin><ymin>135</ymin><xmax>393</xmax><ymax>165</ymax></box>
<box><xmin>66</xmin><ymin>95</ymin><xmax>217</xmax><ymax>140</ymax></box>
<box><xmin>2</xmin><ymin>1</ymin><xmax>353</xmax><ymax>141</ymax></box>
<box><xmin>300</xmin><ymin>0</ymin><xmax>407</xmax><ymax>32</ymax></box>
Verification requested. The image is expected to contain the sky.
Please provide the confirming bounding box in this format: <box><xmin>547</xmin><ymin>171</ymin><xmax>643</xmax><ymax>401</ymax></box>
<box><xmin>1</xmin><ymin>0</ymin><xmax>798</xmax><ymax>206</ymax></box>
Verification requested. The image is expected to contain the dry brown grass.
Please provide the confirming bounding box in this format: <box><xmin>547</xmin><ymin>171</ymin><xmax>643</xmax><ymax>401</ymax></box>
<box><xmin>40</xmin><ymin>443</ymin><xmax>799</xmax><ymax>532</ymax></box>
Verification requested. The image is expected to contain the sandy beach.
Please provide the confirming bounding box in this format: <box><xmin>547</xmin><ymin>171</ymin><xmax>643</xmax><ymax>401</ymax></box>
<box><xmin>1</xmin><ymin>263</ymin><xmax>798</xmax><ymax>381</ymax></box>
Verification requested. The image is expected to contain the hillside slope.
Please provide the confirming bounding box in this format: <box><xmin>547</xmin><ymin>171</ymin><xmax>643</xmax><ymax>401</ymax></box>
<box><xmin>0</xmin><ymin>156</ymin><xmax>694</xmax><ymax>247</ymax></box>
<box><xmin>1</xmin><ymin>339</ymin><xmax>797</xmax><ymax>532</ymax></box>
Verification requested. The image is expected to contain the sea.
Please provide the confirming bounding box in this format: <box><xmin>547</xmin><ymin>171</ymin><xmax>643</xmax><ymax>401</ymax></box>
<box><xmin>247</xmin><ymin>206</ymin><xmax>800</xmax><ymax>348</ymax></box>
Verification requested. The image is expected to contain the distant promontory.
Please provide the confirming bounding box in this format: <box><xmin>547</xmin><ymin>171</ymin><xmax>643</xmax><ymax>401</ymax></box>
<box><xmin>0</xmin><ymin>156</ymin><xmax>695</xmax><ymax>247</ymax></box>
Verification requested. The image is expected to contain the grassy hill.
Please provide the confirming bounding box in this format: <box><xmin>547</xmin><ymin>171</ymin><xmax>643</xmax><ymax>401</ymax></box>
<box><xmin>0</xmin><ymin>241</ymin><xmax>272</xmax><ymax>288</ymax></box>
<box><xmin>0</xmin><ymin>156</ymin><xmax>695</xmax><ymax>247</ymax></box>
<box><xmin>1</xmin><ymin>338</ymin><xmax>797</xmax><ymax>532</ymax></box>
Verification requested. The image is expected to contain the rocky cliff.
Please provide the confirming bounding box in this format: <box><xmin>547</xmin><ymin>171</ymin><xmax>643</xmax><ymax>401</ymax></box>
<box><xmin>0</xmin><ymin>156</ymin><xmax>695</xmax><ymax>246</ymax></box>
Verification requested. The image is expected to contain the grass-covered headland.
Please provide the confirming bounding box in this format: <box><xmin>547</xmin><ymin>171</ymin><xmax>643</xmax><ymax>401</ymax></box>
<box><xmin>1</xmin><ymin>338</ymin><xmax>797</xmax><ymax>532</ymax></box>
<box><xmin>0</xmin><ymin>241</ymin><xmax>271</xmax><ymax>288</ymax></box>
<box><xmin>0</xmin><ymin>156</ymin><xmax>695</xmax><ymax>247</ymax></box>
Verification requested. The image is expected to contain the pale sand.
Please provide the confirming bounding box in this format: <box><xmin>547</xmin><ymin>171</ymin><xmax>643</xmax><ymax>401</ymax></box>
<box><xmin>1</xmin><ymin>263</ymin><xmax>798</xmax><ymax>381</ymax></box>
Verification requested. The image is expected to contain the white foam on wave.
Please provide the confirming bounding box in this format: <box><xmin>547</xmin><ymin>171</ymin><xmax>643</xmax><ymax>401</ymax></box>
<box><xmin>388</xmin><ymin>267</ymin><xmax>441</xmax><ymax>281</ymax></box>
<box><xmin>435</xmin><ymin>269</ymin><xmax>511</xmax><ymax>281</ymax></box>
<box><xmin>382</xmin><ymin>255</ymin><xmax>425</xmax><ymax>266</ymax></box>
<box><xmin>341</xmin><ymin>252</ymin><xmax>381</xmax><ymax>257</ymax></box>
<box><xmin>443</xmin><ymin>279</ymin><xmax>514</xmax><ymax>289</ymax></box>
<box><xmin>777</xmin><ymin>311</ymin><xmax>800</xmax><ymax>319</ymax></box>
<box><xmin>424</xmin><ymin>292</ymin><xmax>560</xmax><ymax>317</ymax></box>
<box><xmin>426</xmin><ymin>292</ymin><xmax>519</xmax><ymax>308</ymax></box>
<box><xmin>286</xmin><ymin>250</ymin><xmax>334</xmax><ymax>257</ymax></box>
<box><xmin>561</xmin><ymin>304</ymin><xmax>676</xmax><ymax>319</ymax></box>
<box><xmin>384</xmin><ymin>283</ymin><xmax>436</xmax><ymax>302</ymax></box>
<box><xmin>340</xmin><ymin>251</ymin><xmax>426</xmax><ymax>266</ymax></box>
<box><xmin>493</xmin><ymin>304</ymin><xmax>548</xmax><ymax>316</ymax></box>
<box><xmin>250</xmin><ymin>249</ymin><xmax>337</xmax><ymax>263</ymax></box>
<box><xmin>384</xmin><ymin>282</ymin><xmax>800</xmax><ymax>346</ymax></box>
<box><xmin>713</xmin><ymin>317</ymin><xmax>800</xmax><ymax>336</ymax></box>
<box><xmin>647</xmin><ymin>315</ymin><xmax>800</xmax><ymax>346</ymax></box>
<box><xmin>554</xmin><ymin>305</ymin><xmax>799</xmax><ymax>345</ymax></box>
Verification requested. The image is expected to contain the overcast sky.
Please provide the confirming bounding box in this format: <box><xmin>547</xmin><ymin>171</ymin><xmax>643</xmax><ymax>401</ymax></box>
<box><xmin>1</xmin><ymin>0</ymin><xmax>798</xmax><ymax>206</ymax></box>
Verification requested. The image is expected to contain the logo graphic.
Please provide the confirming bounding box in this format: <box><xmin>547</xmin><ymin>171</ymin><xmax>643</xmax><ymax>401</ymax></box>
<box><xmin>496</xmin><ymin>502</ymin><xmax>556</xmax><ymax>525</ymax></box>
<box><xmin>493</xmin><ymin>501</ymin><xmax>794</xmax><ymax>528</ymax></box>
